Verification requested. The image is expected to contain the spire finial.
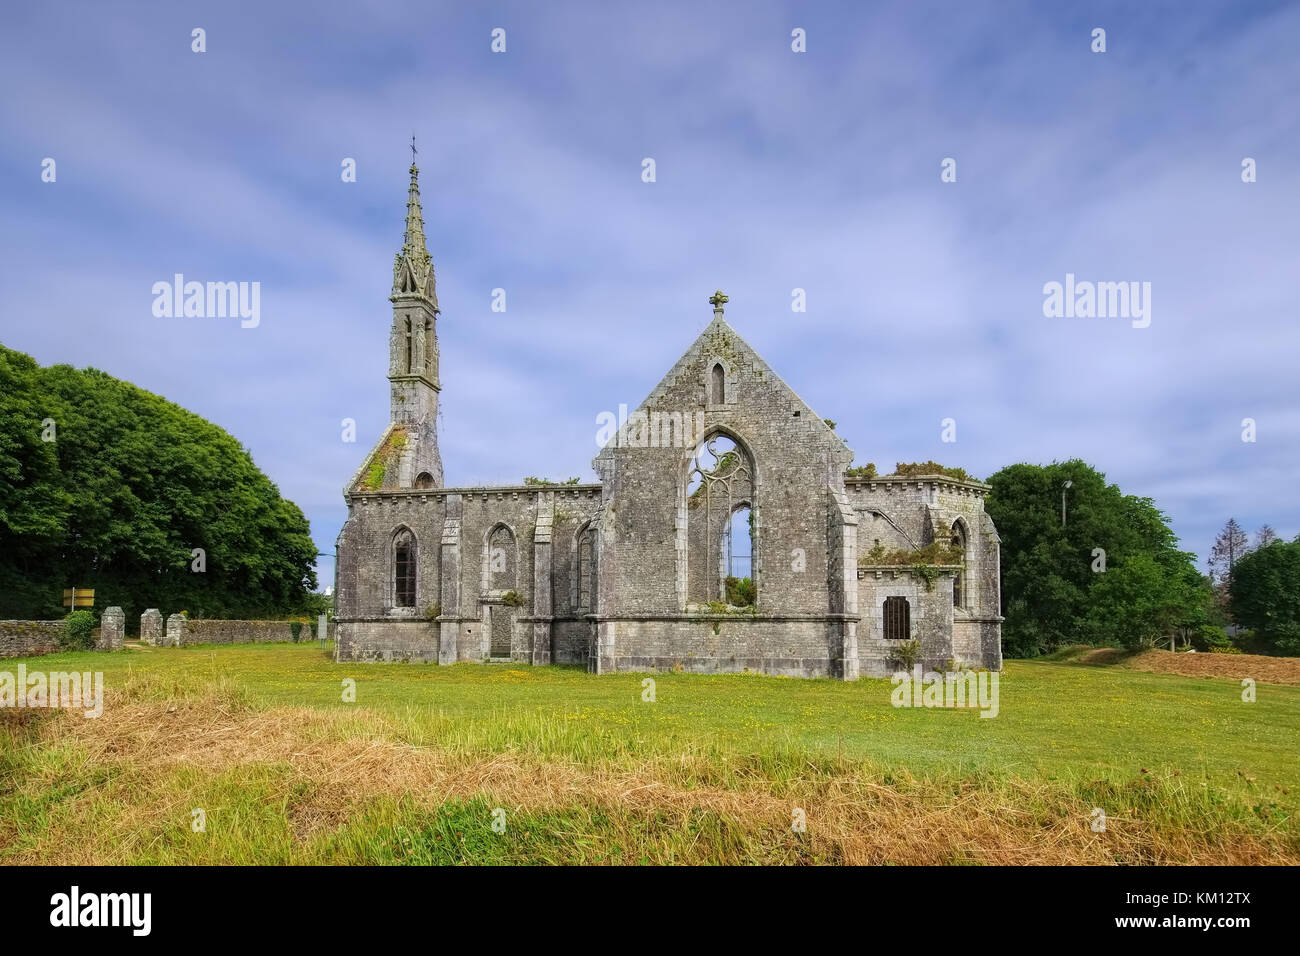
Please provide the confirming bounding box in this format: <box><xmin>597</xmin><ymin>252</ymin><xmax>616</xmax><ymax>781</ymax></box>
<box><xmin>392</xmin><ymin>149</ymin><xmax>436</xmax><ymax>307</ymax></box>
<box><xmin>709</xmin><ymin>289</ymin><xmax>729</xmax><ymax>317</ymax></box>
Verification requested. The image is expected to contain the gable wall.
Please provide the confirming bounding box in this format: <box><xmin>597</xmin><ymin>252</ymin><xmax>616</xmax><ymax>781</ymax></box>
<box><xmin>597</xmin><ymin>321</ymin><xmax>852</xmax><ymax>617</ymax></box>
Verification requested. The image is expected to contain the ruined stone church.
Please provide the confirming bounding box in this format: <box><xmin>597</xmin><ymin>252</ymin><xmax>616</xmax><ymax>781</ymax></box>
<box><xmin>334</xmin><ymin>162</ymin><xmax>1003</xmax><ymax>677</ymax></box>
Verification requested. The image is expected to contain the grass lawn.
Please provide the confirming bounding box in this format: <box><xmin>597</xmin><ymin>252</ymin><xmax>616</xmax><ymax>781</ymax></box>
<box><xmin>2</xmin><ymin>642</ymin><xmax>1297</xmax><ymax>865</ymax></box>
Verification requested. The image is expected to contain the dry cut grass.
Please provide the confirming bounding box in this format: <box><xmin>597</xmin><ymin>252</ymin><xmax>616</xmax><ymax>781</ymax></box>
<box><xmin>1122</xmin><ymin>649</ymin><xmax>1300</xmax><ymax>686</ymax></box>
<box><xmin>1068</xmin><ymin>646</ymin><xmax>1300</xmax><ymax>685</ymax></box>
<box><xmin>3</xmin><ymin>674</ymin><xmax>1295</xmax><ymax>866</ymax></box>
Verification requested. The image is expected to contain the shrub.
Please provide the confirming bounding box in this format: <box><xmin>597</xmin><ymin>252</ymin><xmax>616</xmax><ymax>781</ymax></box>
<box><xmin>59</xmin><ymin>610</ymin><xmax>96</xmax><ymax>651</ymax></box>
<box><xmin>894</xmin><ymin>639</ymin><xmax>922</xmax><ymax>671</ymax></box>
<box><xmin>501</xmin><ymin>590</ymin><xmax>525</xmax><ymax>608</ymax></box>
<box><xmin>1190</xmin><ymin>624</ymin><xmax>1232</xmax><ymax>652</ymax></box>
<box><xmin>1269</xmin><ymin>623</ymin><xmax>1300</xmax><ymax>657</ymax></box>
<box><xmin>724</xmin><ymin>576</ymin><xmax>755</xmax><ymax>607</ymax></box>
<box><xmin>892</xmin><ymin>461</ymin><xmax>973</xmax><ymax>481</ymax></box>
<box><xmin>858</xmin><ymin>541</ymin><xmax>963</xmax><ymax>568</ymax></box>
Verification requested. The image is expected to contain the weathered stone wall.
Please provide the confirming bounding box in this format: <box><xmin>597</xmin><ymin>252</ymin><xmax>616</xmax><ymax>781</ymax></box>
<box><xmin>595</xmin><ymin>616</ymin><xmax>842</xmax><ymax>677</ymax></box>
<box><xmin>551</xmin><ymin>618</ymin><xmax>592</xmax><ymax>665</ymax></box>
<box><xmin>335</xmin><ymin>490</ymin><xmax>447</xmax><ymax>619</ymax></box>
<box><xmin>856</xmin><ymin>568</ymin><xmax>955</xmax><ymax>676</ymax></box>
<box><xmin>457</xmin><ymin>489</ymin><xmax>537</xmax><ymax>662</ymax></box>
<box><xmin>335</xmin><ymin>484</ymin><xmax>600</xmax><ymax>664</ymax></box>
<box><xmin>848</xmin><ymin>476</ymin><xmax>1002</xmax><ymax>672</ymax></box>
<box><xmin>335</xmin><ymin>619</ymin><xmax>439</xmax><ymax>662</ymax></box>
<box><xmin>848</xmin><ymin>481</ymin><xmax>935</xmax><ymax>553</ymax></box>
<box><xmin>578</xmin><ymin>313</ymin><xmax>860</xmax><ymax>676</ymax></box>
<box><xmin>0</xmin><ymin>621</ymin><xmax>63</xmax><ymax>658</ymax></box>
<box><xmin>188</xmin><ymin>619</ymin><xmax>307</xmax><ymax>645</ymax></box>
<box><xmin>0</xmin><ymin>610</ymin><xmax>126</xmax><ymax>659</ymax></box>
<box><xmin>159</xmin><ymin>617</ymin><xmax>311</xmax><ymax>647</ymax></box>
<box><xmin>592</xmin><ymin>317</ymin><xmax>853</xmax><ymax>620</ymax></box>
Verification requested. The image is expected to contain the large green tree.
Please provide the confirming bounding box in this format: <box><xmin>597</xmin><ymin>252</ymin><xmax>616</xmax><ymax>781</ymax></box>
<box><xmin>985</xmin><ymin>460</ymin><xmax>1205</xmax><ymax>656</ymax></box>
<box><xmin>0</xmin><ymin>344</ymin><xmax>317</xmax><ymax>622</ymax></box>
<box><xmin>1229</xmin><ymin>539</ymin><xmax>1300</xmax><ymax>655</ymax></box>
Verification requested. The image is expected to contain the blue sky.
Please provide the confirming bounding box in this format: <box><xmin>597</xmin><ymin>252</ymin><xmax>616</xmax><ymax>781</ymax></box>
<box><xmin>2</xmin><ymin>0</ymin><xmax>1297</xmax><ymax>589</ymax></box>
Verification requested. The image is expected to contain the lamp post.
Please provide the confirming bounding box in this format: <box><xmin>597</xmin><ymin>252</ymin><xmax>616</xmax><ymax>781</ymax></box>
<box><xmin>1061</xmin><ymin>480</ymin><xmax>1073</xmax><ymax>527</ymax></box>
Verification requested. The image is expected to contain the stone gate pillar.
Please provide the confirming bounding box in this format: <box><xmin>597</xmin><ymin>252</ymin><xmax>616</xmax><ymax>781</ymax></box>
<box><xmin>98</xmin><ymin>606</ymin><xmax>125</xmax><ymax>651</ymax></box>
<box><xmin>165</xmin><ymin>613</ymin><xmax>186</xmax><ymax>647</ymax></box>
<box><xmin>140</xmin><ymin>608</ymin><xmax>162</xmax><ymax>646</ymax></box>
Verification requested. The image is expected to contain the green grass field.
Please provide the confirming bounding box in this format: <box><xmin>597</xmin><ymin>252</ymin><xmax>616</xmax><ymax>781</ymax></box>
<box><xmin>2</xmin><ymin>643</ymin><xmax>1297</xmax><ymax>865</ymax></box>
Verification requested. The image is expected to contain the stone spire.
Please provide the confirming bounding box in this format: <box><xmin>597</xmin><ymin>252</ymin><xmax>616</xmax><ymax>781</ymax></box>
<box><xmin>386</xmin><ymin>146</ymin><xmax>444</xmax><ymax>489</ymax></box>
<box><xmin>392</xmin><ymin>152</ymin><xmax>437</xmax><ymax>308</ymax></box>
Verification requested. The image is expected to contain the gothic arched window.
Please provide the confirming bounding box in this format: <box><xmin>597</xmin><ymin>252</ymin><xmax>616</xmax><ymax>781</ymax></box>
<box><xmin>404</xmin><ymin>317</ymin><xmax>413</xmax><ymax>373</ymax></box>
<box><xmin>487</xmin><ymin>524</ymin><xmax>517</xmax><ymax>591</ymax></box>
<box><xmin>711</xmin><ymin>362</ymin><xmax>725</xmax><ymax>405</ymax></box>
<box><xmin>686</xmin><ymin>433</ymin><xmax>755</xmax><ymax>605</ymax></box>
<box><xmin>576</xmin><ymin>524</ymin><xmax>596</xmax><ymax>613</ymax></box>
<box><xmin>950</xmin><ymin>520</ymin><xmax>969</xmax><ymax>610</ymax></box>
<box><xmin>394</xmin><ymin>529</ymin><xmax>416</xmax><ymax>608</ymax></box>
<box><xmin>723</xmin><ymin>504</ymin><xmax>754</xmax><ymax>606</ymax></box>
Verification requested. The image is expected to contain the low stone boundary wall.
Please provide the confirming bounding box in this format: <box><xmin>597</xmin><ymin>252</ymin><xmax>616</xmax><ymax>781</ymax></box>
<box><xmin>0</xmin><ymin>607</ymin><xmax>125</xmax><ymax>659</ymax></box>
<box><xmin>0</xmin><ymin>608</ymin><xmax>327</xmax><ymax>657</ymax></box>
<box><xmin>160</xmin><ymin>616</ymin><xmax>317</xmax><ymax>647</ymax></box>
<box><xmin>0</xmin><ymin>621</ymin><xmax>63</xmax><ymax>659</ymax></box>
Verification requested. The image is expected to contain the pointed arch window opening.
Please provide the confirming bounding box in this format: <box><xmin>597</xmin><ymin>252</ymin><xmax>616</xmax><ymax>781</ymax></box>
<box><xmin>394</xmin><ymin>530</ymin><xmax>417</xmax><ymax>608</ymax></box>
<box><xmin>950</xmin><ymin>521</ymin><xmax>968</xmax><ymax>610</ymax></box>
<box><xmin>687</xmin><ymin>434</ymin><xmax>755</xmax><ymax>606</ymax></box>
<box><xmin>487</xmin><ymin>524</ymin><xmax>518</xmax><ymax>592</ymax></box>
<box><xmin>404</xmin><ymin>317</ymin><xmax>413</xmax><ymax>373</ymax></box>
<box><xmin>576</xmin><ymin>524</ymin><xmax>597</xmax><ymax>613</ymax></box>
<box><xmin>711</xmin><ymin>362</ymin><xmax>725</xmax><ymax>405</ymax></box>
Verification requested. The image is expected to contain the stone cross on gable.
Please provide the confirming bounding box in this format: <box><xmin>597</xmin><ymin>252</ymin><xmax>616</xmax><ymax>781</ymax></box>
<box><xmin>709</xmin><ymin>289</ymin><xmax>729</xmax><ymax>315</ymax></box>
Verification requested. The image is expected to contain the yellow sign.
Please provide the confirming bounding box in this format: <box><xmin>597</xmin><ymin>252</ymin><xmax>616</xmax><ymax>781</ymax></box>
<box><xmin>61</xmin><ymin>588</ymin><xmax>95</xmax><ymax>608</ymax></box>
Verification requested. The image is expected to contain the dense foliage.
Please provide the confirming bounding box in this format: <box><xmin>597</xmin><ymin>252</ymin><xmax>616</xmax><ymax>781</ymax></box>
<box><xmin>59</xmin><ymin>610</ymin><xmax>96</xmax><ymax>651</ymax></box>
<box><xmin>845</xmin><ymin>461</ymin><xmax>974</xmax><ymax>481</ymax></box>
<box><xmin>1229</xmin><ymin>539</ymin><xmax>1300</xmax><ymax>655</ymax></box>
<box><xmin>985</xmin><ymin>460</ymin><xmax>1211</xmax><ymax>656</ymax></box>
<box><xmin>891</xmin><ymin>461</ymin><xmax>974</xmax><ymax>481</ymax></box>
<box><xmin>0</xmin><ymin>344</ymin><xmax>317</xmax><ymax>622</ymax></box>
<box><xmin>724</xmin><ymin>575</ymin><xmax>755</xmax><ymax>607</ymax></box>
